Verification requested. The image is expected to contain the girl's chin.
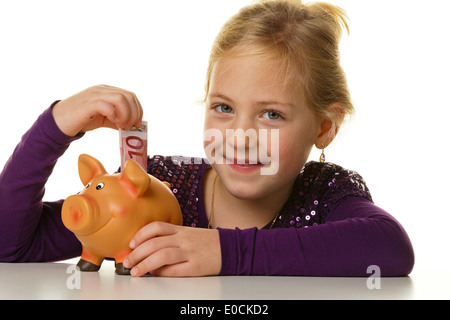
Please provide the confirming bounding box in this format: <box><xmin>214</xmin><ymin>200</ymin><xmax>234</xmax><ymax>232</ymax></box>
<box><xmin>215</xmin><ymin>167</ymin><xmax>271</xmax><ymax>200</ymax></box>
<box><xmin>225</xmin><ymin>186</ymin><xmax>265</xmax><ymax>201</ymax></box>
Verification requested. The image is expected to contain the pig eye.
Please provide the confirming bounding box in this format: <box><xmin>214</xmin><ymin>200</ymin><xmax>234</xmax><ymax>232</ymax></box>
<box><xmin>85</xmin><ymin>182</ymin><xmax>92</xmax><ymax>188</ymax></box>
<box><xmin>96</xmin><ymin>182</ymin><xmax>105</xmax><ymax>190</ymax></box>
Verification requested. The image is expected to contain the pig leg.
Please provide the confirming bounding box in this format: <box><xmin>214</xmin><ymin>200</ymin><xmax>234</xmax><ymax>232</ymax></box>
<box><xmin>114</xmin><ymin>250</ymin><xmax>132</xmax><ymax>275</ymax></box>
<box><xmin>77</xmin><ymin>247</ymin><xmax>104</xmax><ymax>271</ymax></box>
<box><xmin>115</xmin><ymin>263</ymin><xmax>131</xmax><ymax>275</ymax></box>
<box><xmin>77</xmin><ymin>259</ymin><xmax>101</xmax><ymax>272</ymax></box>
<box><xmin>115</xmin><ymin>253</ymin><xmax>152</xmax><ymax>276</ymax></box>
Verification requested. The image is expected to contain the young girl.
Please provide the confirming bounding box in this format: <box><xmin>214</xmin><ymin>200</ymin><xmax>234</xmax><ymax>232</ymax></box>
<box><xmin>0</xmin><ymin>0</ymin><xmax>414</xmax><ymax>277</ymax></box>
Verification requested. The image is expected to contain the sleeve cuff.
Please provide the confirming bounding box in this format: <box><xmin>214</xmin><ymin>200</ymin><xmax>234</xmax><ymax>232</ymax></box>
<box><xmin>218</xmin><ymin>228</ymin><xmax>237</xmax><ymax>275</ymax></box>
<box><xmin>218</xmin><ymin>227</ymin><xmax>258</xmax><ymax>275</ymax></box>
<box><xmin>44</xmin><ymin>100</ymin><xmax>84</xmax><ymax>145</ymax></box>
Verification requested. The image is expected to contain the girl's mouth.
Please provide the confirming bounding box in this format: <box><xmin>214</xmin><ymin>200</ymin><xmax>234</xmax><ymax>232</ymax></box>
<box><xmin>227</xmin><ymin>160</ymin><xmax>265</xmax><ymax>173</ymax></box>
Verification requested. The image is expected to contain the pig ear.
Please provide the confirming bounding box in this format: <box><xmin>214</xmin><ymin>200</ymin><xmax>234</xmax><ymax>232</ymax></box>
<box><xmin>78</xmin><ymin>154</ymin><xmax>107</xmax><ymax>186</ymax></box>
<box><xmin>120</xmin><ymin>159</ymin><xmax>151</xmax><ymax>197</ymax></box>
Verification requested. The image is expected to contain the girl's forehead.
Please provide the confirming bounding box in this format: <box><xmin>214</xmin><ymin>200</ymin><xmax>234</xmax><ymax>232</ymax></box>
<box><xmin>209</xmin><ymin>54</ymin><xmax>303</xmax><ymax>103</ymax></box>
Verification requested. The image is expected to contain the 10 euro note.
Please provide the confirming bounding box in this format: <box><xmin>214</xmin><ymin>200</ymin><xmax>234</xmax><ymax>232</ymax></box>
<box><xmin>119</xmin><ymin>121</ymin><xmax>148</xmax><ymax>172</ymax></box>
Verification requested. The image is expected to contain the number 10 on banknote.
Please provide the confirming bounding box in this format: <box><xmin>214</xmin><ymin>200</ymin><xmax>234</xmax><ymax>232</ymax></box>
<box><xmin>119</xmin><ymin>121</ymin><xmax>148</xmax><ymax>171</ymax></box>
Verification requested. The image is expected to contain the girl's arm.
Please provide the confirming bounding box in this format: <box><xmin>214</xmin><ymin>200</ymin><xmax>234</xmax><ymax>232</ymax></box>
<box><xmin>0</xmin><ymin>103</ymin><xmax>83</xmax><ymax>261</ymax></box>
<box><xmin>122</xmin><ymin>195</ymin><xmax>414</xmax><ymax>277</ymax></box>
<box><xmin>0</xmin><ymin>85</ymin><xmax>143</xmax><ymax>262</ymax></box>
<box><xmin>218</xmin><ymin>196</ymin><xmax>415</xmax><ymax>276</ymax></box>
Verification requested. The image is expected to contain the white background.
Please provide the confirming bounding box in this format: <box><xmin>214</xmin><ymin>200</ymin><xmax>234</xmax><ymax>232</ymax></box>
<box><xmin>1</xmin><ymin>0</ymin><xmax>449</xmax><ymax>276</ymax></box>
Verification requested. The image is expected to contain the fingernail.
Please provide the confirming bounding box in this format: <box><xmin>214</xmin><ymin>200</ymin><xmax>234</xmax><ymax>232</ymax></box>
<box><xmin>130</xmin><ymin>267</ymin><xmax>138</xmax><ymax>277</ymax></box>
<box><xmin>123</xmin><ymin>258</ymin><xmax>129</xmax><ymax>268</ymax></box>
<box><xmin>129</xmin><ymin>240</ymin><xmax>135</xmax><ymax>249</ymax></box>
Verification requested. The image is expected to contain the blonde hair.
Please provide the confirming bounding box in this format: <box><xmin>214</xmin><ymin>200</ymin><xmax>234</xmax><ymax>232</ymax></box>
<box><xmin>205</xmin><ymin>0</ymin><xmax>352</xmax><ymax>134</ymax></box>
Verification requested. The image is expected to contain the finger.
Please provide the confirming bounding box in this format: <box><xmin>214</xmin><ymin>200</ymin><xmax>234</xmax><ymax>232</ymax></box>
<box><xmin>112</xmin><ymin>89</ymin><xmax>142</xmax><ymax>130</ymax></box>
<box><xmin>91</xmin><ymin>85</ymin><xmax>142</xmax><ymax>129</ymax></box>
<box><xmin>100</xmin><ymin>118</ymin><xmax>120</xmax><ymax>131</ymax></box>
<box><xmin>130</xmin><ymin>91</ymin><xmax>144</xmax><ymax>126</ymax></box>
<box><xmin>151</xmin><ymin>261</ymin><xmax>192</xmax><ymax>277</ymax></box>
<box><xmin>137</xmin><ymin>96</ymin><xmax>143</xmax><ymax>124</ymax></box>
<box><xmin>131</xmin><ymin>248</ymin><xmax>186</xmax><ymax>277</ymax></box>
<box><xmin>130</xmin><ymin>222</ymin><xmax>177</xmax><ymax>249</ymax></box>
<box><xmin>107</xmin><ymin>92</ymin><xmax>133</xmax><ymax>129</ymax></box>
<box><xmin>120</xmin><ymin>92</ymin><xmax>139</xmax><ymax>129</ymax></box>
<box><xmin>90</xmin><ymin>99</ymin><xmax>119</xmax><ymax>125</ymax></box>
<box><xmin>124</xmin><ymin>235</ymin><xmax>173</xmax><ymax>268</ymax></box>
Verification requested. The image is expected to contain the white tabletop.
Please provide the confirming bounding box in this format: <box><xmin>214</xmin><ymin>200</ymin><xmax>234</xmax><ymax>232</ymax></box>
<box><xmin>0</xmin><ymin>260</ymin><xmax>448</xmax><ymax>300</ymax></box>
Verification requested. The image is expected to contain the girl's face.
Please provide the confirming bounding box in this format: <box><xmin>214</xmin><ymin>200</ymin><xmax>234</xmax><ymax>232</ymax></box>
<box><xmin>204</xmin><ymin>53</ymin><xmax>321</xmax><ymax>201</ymax></box>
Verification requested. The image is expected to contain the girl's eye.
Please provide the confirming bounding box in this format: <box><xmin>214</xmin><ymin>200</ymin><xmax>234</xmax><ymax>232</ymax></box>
<box><xmin>262</xmin><ymin>110</ymin><xmax>281</xmax><ymax>120</ymax></box>
<box><xmin>96</xmin><ymin>182</ymin><xmax>105</xmax><ymax>190</ymax></box>
<box><xmin>85</xmin><ymin>182</ymin><xmax>92</xmax><ymax>188</ymax></box>
<box><xmin>215</xmin><ymin>104</ymin><xmax>233</xmax><ymax>114</ymax></box>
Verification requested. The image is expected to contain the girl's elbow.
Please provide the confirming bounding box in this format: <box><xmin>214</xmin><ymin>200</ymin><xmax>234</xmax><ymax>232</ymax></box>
<box><xmin>382</xmin><ymin>228</ymin><xmax>415</xmax><ymax>276</ymax></box>
<box><xmin>393</xmin><ymin>239</ymin><xmax>415</xmax><ymax>276</ymax></box>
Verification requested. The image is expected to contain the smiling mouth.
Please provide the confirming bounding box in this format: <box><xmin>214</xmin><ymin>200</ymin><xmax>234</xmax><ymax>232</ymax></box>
<box><xmin>225</xmin><ymin>158</ymin><xmax>268</xmax><ymax>165</ymax></box>
<box><xmin>227</xmin><ymin>162</ymin><xmax>265</xmax><ymax>174</ymax></box>
<box><xmin>224</xmin><ymin>156</ymin><xmax>271</xmax><ymax>172</ymax></box>
<box><xmin>221</xmin><ymin>151</ymin><xmax>269</xmax><ymax>164</ymax></box>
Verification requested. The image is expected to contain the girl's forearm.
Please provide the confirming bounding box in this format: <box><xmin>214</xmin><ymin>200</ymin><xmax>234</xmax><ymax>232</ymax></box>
<box><xmin>219</xmin><ymin>197</ymin><xmax>414</xmax><ymax>277</ymax></box>
<box><xmin>0</xmin><ymin>102</ymin><xmax>82</xmax><ymax>261</ymax></box>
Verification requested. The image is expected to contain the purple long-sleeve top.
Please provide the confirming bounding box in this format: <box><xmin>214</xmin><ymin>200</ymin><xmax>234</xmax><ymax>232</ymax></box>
<box><xmin>0</xmin><ymin>103</ymin><xmax>414</xmax><ymax>276</ymax></box>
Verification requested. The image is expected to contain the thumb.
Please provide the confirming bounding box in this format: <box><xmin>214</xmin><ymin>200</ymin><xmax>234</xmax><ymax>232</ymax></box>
<box><xmin>94</xmin><ymin>99</ymin><xmax>119</xmax><ymax>124</ymax></box>
<box><xmin>101</xmin><ymin>119</ymin><xmax>120</xmax><ymax>131</ymax></box>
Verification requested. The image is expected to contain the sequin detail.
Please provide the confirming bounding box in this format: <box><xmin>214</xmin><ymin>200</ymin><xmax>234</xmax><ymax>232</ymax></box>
<box><xmin>272</xmin><ymin>162</ymin><xmax>372</xmax><ymax>229</ymax></box>
<box><xmin>144</xmin><ymin>156</ymin><xmax>372</xmax><ymax>230</ymax></box>
<box><xmin>147</xmin><ymin>155</ymin><xmax>206</xmax><ymax>228</ymax></box>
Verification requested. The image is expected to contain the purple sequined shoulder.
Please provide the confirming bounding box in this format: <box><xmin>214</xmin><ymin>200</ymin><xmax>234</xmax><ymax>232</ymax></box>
<box><xmin>273</xmin><ymin>161</ymin><xmax>372</xmax><ymax>229</ymax></box>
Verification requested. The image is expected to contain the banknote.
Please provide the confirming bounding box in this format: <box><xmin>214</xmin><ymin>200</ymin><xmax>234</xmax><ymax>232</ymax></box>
<box><xmin>119</xmin><ymin>121</ymin><xmax>148</xmax><ymax>171</ymax></box>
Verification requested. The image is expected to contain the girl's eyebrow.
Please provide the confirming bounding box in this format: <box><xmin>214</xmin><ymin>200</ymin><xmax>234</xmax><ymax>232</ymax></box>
<box><xmin>209</xmin><ymin>93</ymin><xmax>293</xmax><ymax>109</ymax></box>
<box><xmin>256</xmin><ymin>100</ymin><xmax>294</xmax><ymax>109</ymax></box>
<box><xmin>208</xmin><ymin>93</ymin><xmax>235</xmax><ymax>104</ymax></box>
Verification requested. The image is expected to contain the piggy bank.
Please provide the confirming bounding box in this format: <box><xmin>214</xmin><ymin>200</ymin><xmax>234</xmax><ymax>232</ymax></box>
<box><xmin>61</xmin><ymin>154</ymin><xmax>182</xmax><ymax>275</ymax></box>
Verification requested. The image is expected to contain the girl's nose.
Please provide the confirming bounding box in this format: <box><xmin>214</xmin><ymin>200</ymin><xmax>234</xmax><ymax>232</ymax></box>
<box><xmin>225</xmin><ymin>115</ymin><xmax>259</xmax><ymax>163</ymax></box>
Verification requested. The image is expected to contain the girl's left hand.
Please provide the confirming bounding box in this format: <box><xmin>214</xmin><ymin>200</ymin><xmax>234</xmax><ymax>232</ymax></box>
<box><xmin>123</xmin><ymin>222</ymin><xmax>222</xmax><ymax>277</ymax></box>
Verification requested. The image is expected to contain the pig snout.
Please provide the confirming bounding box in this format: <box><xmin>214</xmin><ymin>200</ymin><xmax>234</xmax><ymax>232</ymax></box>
<box><xmin>62</xmin><ymin>195</ymin><xmax>99</xmax><ymax>236</ymax></box>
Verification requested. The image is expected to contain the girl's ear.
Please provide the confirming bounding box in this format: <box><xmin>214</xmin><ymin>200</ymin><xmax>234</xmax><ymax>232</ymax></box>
<box><xmin>314</xmin><ymin>118</ymin><xmax>334</xmax><ymax>149</ymax></box>
<box><xmin>314</xmin><ymin>102</ymin><xmax>344</xmax><ymax>148</ymax></box>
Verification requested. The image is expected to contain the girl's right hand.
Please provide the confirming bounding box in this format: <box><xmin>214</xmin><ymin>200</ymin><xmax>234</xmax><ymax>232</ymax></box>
<box><xmin>52</xmin><ymin>85</ymin><xmax>143</xmax><ymax>137</ymax></box>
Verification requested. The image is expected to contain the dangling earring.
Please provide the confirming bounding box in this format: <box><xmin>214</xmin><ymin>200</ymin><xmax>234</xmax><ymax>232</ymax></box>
<box><xmin>320</xmin><ymin>143</ymin><xmax>326</xmax><ymax>163</ymax></box>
